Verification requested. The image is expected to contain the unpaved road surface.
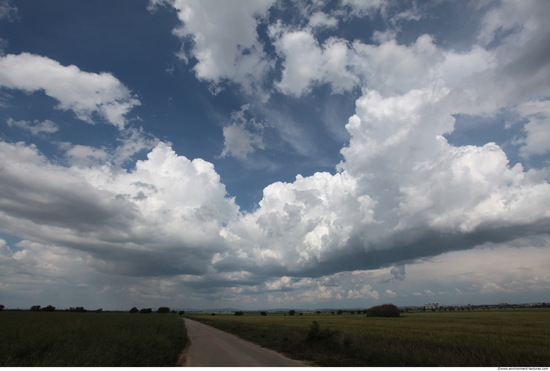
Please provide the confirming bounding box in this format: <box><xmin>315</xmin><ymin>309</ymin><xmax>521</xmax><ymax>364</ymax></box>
<box><xmin>182</xmin><ymin>318</ymin><xmax>310</xmax><ymax>367</ymax></box>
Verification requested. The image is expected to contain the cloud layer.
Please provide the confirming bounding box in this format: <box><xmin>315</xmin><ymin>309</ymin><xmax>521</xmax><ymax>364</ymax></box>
<box><xmin>0</xmin><ymin>0</ymin><xmax>549</xmax><ymax>309</ymax></box>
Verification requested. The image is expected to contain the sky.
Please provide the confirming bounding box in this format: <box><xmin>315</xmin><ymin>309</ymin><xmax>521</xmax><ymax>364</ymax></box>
<box><xmin>0</xmin><ymin>0</ymin><xmax>549</xmax><ymax>311</ymax></box>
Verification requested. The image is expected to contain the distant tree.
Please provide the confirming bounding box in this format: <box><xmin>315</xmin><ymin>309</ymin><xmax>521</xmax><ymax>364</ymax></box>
<box><xmin>234</xmin><ymin>311</ymin><xmax>244</xmax><ymax>316</ymax></box>
<box><xmin>288</xmin><ymin>310</ymin><xmax>296</xmax><ymax>316</ymax></box>
<box><xmin>129</xmin><ymin>307</ymin><xmax>139</xmax><ymax>313</ymax></box>
<box><xmin>367</xmin><ymin>304</ymin><xmax>400</xmax><ymax>318</ymax></box>
<box><xmin>178</xmin><ymin>311</ymin><xmax>185</xmax><ymax>316</ymax></box>
<box><xmin>316</xmin><ymin>311</ymin><xmax>321</xmax><ymax>314</ymax></box>
<box><xmin>68</xmin><ymin>306</ymin><xmax>86</xmax><ymax>312</ymax></box>
<box><xmin>0</xmin><ymin>304</ymin><xmax>5</xmax><ymax>311</ymax></box>
<box><xmin>157</xmin><ymin>307</ymin><xmax>171</xmax><ymax>313</ymax></box>
<box><xmin>139</xmin><ymin>308</ymin><xmax>152</xmax><ymax>314</ymax></box>
<box><xmin>96</xmin><ymin>308</ymin><xmax>103</xmax><ymax>313</ymax></box>
<box><xmin>337</xmin><ymin>310</ymin><xmax>343</xmax><ymax>315</ymax></box>
<box><xmin>41</xmin><ymin>305</ymin><xmax>56</xmax><ymax>312</ymax></box>
<box><xmin>211</xmin><ymin>313</ymin><xmax>216</xmax><ymax>316</ymax></box>
<box><xmin>30</xmin><ymin>305</ymin><xmax>41</xmax><ymax>311</ymax></box>
<box><xmin>260</xmin><ymin>311</ymin><xmax>267</xmax><ymax>316</ymax></box>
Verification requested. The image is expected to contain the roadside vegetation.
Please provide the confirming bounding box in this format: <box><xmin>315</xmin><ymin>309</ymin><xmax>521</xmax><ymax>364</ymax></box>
<box><xmin>187</xmin><ymin>308</ymin><xmax>550</xmax><ymax>367</ymax></box>
<box><xmin>0</xmin><ymin>311</ymin><xmax>187</xmax><ymax>366</ymax></box>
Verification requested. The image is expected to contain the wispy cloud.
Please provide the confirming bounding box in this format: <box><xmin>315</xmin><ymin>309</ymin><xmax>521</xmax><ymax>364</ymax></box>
<box><xmin>7</xmin><ymin>118</ymin><xmax>59</xmax><ymax>136</ymax></box>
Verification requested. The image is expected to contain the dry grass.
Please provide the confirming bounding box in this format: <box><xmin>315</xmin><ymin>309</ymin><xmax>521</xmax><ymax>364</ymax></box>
<box><xmin>188</xmin><ymin>309</ymin><xmax>550</xmax><ymax>366</ymax></box>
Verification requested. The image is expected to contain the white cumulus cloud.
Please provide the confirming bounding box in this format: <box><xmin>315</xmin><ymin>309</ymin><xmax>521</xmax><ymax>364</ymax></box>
<box><xmin>515</xmin><ymin>100</ymin><xmax>550</xmax><ymax>159</ymax></box>
<box><xmin>220</xmin><ymin>124</ymin><xmax>264</xmax><ymax>159</ymax></box>
<box><xmin>0</xmin><ymin>140</ymin><xmax>239</xmax><ymax>278</ymax></box>
<box><xmin>0</xmin><ymin>53</ymin><xmax>139</xmax><ymax>128</ymax></box>
<box><xmin>167</xmin><ymin>0</ymin><xmax>275</xmax><ymax>96</ymax></box>
<box><xmin>269</xmin><ymin>25</ymin><xmax>358</xmax><ymax>96</ymax></box>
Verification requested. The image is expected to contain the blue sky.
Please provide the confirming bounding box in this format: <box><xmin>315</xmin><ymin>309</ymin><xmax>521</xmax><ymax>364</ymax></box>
<box><xmin>0</xmin><ymin>0</ymin><xmax>549</xmax><ymax>311</ymax></box>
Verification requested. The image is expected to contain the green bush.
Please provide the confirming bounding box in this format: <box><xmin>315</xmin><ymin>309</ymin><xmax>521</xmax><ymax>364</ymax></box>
<box><xmin>367</xmin><ymin>304</ymin><xmax>400</xmax><ymax>317</ymax></box>
<box><xmin>306</xmin><ymin>321</ymin><xmax>340</xmax><ymax>346</ymax></box>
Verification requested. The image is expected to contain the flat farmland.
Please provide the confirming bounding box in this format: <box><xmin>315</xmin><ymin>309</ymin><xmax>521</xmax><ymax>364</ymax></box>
<box><xmin>188</xmin><ymin>309</ymin><xmax>550</xmax><ymax>367</ymax></box>
<box><xmin>0</xmin><ymin>311</ymin><xmax>187</xmax><ymax>366</ymax></box>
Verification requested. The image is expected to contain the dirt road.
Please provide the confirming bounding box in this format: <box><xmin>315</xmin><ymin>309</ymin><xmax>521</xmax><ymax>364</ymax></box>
<box><xmin>181</xmin><ymin>318</ymin><xmax>309</xmax><ymax>367</ymax></box>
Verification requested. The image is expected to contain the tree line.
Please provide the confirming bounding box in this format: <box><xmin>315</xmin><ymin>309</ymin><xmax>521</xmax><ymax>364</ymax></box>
<box><xmin>128</xmin><ymin>306</ymin><xmax>185</xmax><ymax>315</ymax></box>
<box><xmin>0</xmin><ymin>304</ymin><xmax>185</xmax><ymax>315</ymax></box>
<box><xmin>229</xmin><ymin>304</ymin><xmax>402</xmax><ymax>317</ymax></box>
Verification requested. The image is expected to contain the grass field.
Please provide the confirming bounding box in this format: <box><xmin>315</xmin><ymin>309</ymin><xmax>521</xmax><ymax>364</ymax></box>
<box><xmin>0</xmin><ymin>311</ymin><xmax>187</xmax><ymax>367</ymax></box>
<box><xmin>187</xmin><ymin>309</ymin><xmax>550</xmax><ymax>367</ymax></box>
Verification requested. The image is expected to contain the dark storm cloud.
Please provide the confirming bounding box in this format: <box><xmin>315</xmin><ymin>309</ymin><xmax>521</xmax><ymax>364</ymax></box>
<box><xmin>288</xmin><ymin>219</ymin><xmax>550</xmax><ymax>278</ymax></box>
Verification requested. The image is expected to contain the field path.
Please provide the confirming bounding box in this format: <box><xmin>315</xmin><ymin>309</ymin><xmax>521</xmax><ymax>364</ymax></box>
<box><xmin>181</xmin><ymin>318</ymin><xmax>310</xmax><ymax>367</ymax></box>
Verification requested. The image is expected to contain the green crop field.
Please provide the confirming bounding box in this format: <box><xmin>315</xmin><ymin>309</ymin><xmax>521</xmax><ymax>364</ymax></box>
<box><xmin>187</xmin><ymin>309</ymin><xmax>550</xmax><ymax>367</ymax></box>
<box><xmin>0</xmin><ymin>311</ymin><xmax>187</xmax><ymax>367</ymax></box>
